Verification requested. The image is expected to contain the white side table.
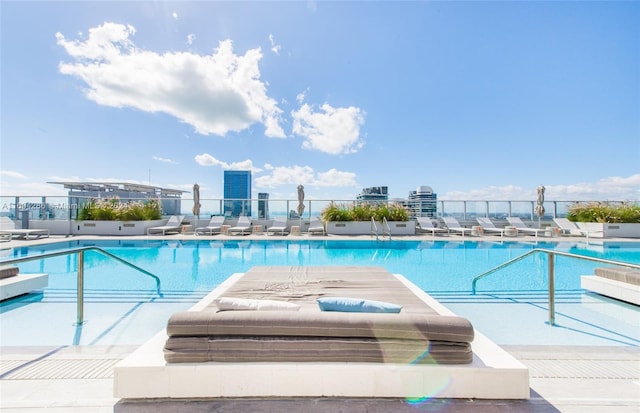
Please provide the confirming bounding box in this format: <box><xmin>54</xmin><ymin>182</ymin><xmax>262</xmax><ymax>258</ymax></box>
<box><xmin>504</xmin><ymin>226</ymin><xmax>517</xmax><ymax>237</ymax></box>
<box><xmin>290</xmin><ymin>225</ymin><xmax>300</xmax><ymax>236</ymax></box>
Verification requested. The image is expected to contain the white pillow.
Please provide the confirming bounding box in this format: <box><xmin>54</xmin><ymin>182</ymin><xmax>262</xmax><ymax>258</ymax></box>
<box><xmin>215</xmin><ymin>297</ymin><xmax>301</xmax><ymax>311</ymax></box>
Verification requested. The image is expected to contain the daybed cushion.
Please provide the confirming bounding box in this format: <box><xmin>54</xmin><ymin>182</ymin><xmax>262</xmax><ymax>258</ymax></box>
<box><xmin>317</xmin><ymin>296</ymin><xmax>402</xmax><ymax>313</ymax></box>
<box><xmin>215</xmin><ymin>297</ymin><xmax>301</xmax><ymax>311</ymax></box>
<box><xmin>595</xmin><ymin>267</ymin><xmax>640</xmax><ymax>286</ymax></box>
<box><xmin>164</xmin><ymin>336</ymin><xmax>472</xmax><ymax>364</ymax></box>
<box><xmin>166</xmin><ymin>311</ymin><xmax>473</xmax><ymax>343</ymax></box>
<box><xmin>0</xmin><ymin>266</ymin><xmax>19</xmax><ymax>280</ymax></box>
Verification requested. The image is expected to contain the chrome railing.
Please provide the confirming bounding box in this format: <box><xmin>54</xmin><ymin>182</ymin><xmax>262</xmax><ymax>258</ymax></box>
<box><xmin>471</xmin><ymin>249</ymin><xmax>640</xmax><ymax>325</ymax></box>
<box><xmin>0</xmin><ymin>247</ymin><xmax>161</xmax><ymax>324</ymax></box>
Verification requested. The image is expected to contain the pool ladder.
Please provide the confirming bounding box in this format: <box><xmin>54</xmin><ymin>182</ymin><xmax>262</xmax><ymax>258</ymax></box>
<box><xmin>471</xmin><ymin>248</ymin><xmax>640</xmax><ymax>326</ymax></box>
<box><xmin>0</xmin><ymin>246</ymin><xmax>161</xmax><ymax>325</ymax></box>
<box><xmin>370</xmin><ymin>217</ymin><xmax>392</xmax><ymax>240</ymax></box>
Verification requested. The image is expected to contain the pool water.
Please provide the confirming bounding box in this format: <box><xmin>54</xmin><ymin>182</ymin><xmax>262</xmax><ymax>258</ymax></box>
<box><xmin>1</xmin><ymin>239</ymin><xmax>639</xmax><ymax>347</ymax></box>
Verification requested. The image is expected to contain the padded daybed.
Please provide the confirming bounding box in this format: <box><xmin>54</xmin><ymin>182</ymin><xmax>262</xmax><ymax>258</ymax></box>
<box><xmin>581</xmin><ymin>266</ymin><xmax>640</xmax><ymax>305</ymax></box>
<box><xmin>164</xmin><ymin>266</ymin><xmax>474</xmax><ymax>365</ymax></box>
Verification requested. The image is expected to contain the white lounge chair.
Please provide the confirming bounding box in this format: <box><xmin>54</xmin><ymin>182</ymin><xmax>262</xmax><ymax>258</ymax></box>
<box><xmin>0</xmin><ymin>217</ymin><xmax>49</xmax><ymax>240</ymax></box>
<box><xmin>195</xmin><ymin>216</ymin><xmax>225</xmax><ymax>236</ymax></box>
<box><xmin>147</xmin><ymin>215</ymin><xmax>184</xmax><ymax>235</ymax></box>
<box><xmin>441</xmin><ymin>217</ymin><xmax>473</xmax><ymax>236</ymax></box>
<box><xmin>416</xmin><ymin>217</ymin><xmax>449</xmax><ymax>236</ymax></box>
<box><xmin>266</xmin><ymin>217</ymin><xmax>288</xmax><ymax>236</ymax></box>
<box><xmin>506</xmin><ymin>217</ymin><xmax>545</xmax><ymax>239</ymax></box>
<box><xmin>307</xmin><ymin>217</ymin><xmax>325</xmax><ymax>235</ymax></box>
<box><xmin>227</xmin><ymin>216</ymin><xmax>252</xmax><ymax>235</ymax></box>
<box><xmin>476</xmin><ymin>217</ymin><xmax>506</xmax><ymax>238</ymax></box>
<box><xmin>553</xmin><ymin>218</ymin><xmax>601</xmax><ymax>240</ymax></box>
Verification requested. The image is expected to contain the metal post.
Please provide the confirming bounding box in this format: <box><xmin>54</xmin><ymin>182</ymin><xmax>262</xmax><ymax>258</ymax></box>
<box><xmin>77</xmin><ymin>251</ymin><xmax>84</xmax><ymax>325</ymax></box>
<box><xmin>548</xmin><ymin>252</ymin><xmax>555</xmax><ymax>326</ymax></box>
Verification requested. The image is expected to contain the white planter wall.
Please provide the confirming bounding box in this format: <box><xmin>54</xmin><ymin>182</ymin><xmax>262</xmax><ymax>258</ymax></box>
<box><xmin>326</xmin><ymin>221</ymin><xmax>415</xmax><ymax>235</ymax></box>
<box><xmin>576</xmin><ymin>222</ymin><xmax>640</xmax><ymax>238</ymax></box>
<box><xmin>72</xmin><ymin>220</ymin><xmax>165</xmax><ymax>236</ymax></box>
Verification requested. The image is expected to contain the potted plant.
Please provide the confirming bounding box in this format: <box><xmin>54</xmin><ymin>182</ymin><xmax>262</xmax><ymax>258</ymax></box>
<box><xmin>566</xmin><ymin>201</ymin><xmax>640</xmax><ymax>238</ymax></box>
<box><xmin>321</xmin><ymin>202</ymin><xmax>414</xmax><ymax>235</ymax></box>
<box><xmin>73</xmin><ymin>197</ymin><xmax>164</xmax><ymax>235</ymax></box>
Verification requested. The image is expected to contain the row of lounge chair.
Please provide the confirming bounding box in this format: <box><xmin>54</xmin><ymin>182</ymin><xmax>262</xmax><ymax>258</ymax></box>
<box><xmin>417</xmin><ymin>216</ymin><xmax>600</xmax><ymax>239</ymax></box>
<box><xmin>0</xmin><ymin>217</ymin><xmax>49</xmax><ymax>241</ymax></box>
<box><xmin>147</xmin><ymin>215</ymin><xmax>327</xmax><ymax>236</ymax></box>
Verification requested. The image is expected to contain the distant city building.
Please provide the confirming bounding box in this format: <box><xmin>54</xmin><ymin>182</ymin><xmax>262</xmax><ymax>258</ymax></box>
<box><xmin>407</xmin><ymin>186</ymin><xmax>438</xmax><ymax>218</ymax></box>
<box><xmin>223</xmin><ymin>170</ymin><xmax>252</xmax><ymax>217</ymax></box>
<box><xmin>356</xmin><ymin>186</ymin><xmax>388</xmax><ymax>204</ymax></box>
<box><xmin>258</xmin><ymin>192</ymin><xmax>269</xmax><ymax>219</ymax></box>
<box><xmin>48</xmin><ymin>181</ymin><xmax>186</xmax><ymax>218</ymax></box>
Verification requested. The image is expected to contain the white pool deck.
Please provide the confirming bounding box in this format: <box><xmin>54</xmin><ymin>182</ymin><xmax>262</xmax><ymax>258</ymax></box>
<box><xmin>1</xmin><ymin>233</ymin><xmax>639</xmax><ymax>412</ymax></box>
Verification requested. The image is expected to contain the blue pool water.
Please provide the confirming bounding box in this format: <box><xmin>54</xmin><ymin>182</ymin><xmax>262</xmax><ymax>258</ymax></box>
<box><xmin>1</xmin><ymin>239</ymin><xmax>639</xmax><ymax>347</ymax></box>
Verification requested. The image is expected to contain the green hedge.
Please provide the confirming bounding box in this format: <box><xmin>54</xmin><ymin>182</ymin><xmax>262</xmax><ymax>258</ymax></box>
<box><xmin>77</xmin><ymin>198</ymin><xmax>162</xmax><ymax>221</ymax></box>
<box><xmin>320</xmin><ymin>202</ymin><xmax>409</xmax><ymax>222</ymax></box>
<box><xmin>566</xmin><ymin>201</ymin><xmax>640</xmax><ymax>223</ymax></box>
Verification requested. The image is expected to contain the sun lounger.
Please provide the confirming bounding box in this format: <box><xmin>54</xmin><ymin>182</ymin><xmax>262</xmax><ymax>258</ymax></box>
<box><xmin>146</xmin><ymin>215</ymin><xmax>185</xmax><ymax>235</ymax></box>
<box><xmin>114</xmin><ymin>266</ymin><xmax>530</xmax><ymax>400</ymax></box>
<box><xmin>476</xmin><ymin>217</ymin><xmax>506</xmax><ymax>238</ymax></box>
<box><xmin>416</xmin><ymin>217</ymin><xmax>449</xmax><ymax>236</ymax></box>
<box><xmin>195</xmin><ymin>216</ymin><xmax>225</xmax><ymax>236</ymax></box>
<box><xmin>266</xmin><ymin>217</ymin><xmax>288</xmax><ymax>236</ymax></box>
<box><xmin>441</xmin><ymin>217</ymin><xmax>473</xmax><ymax>236</ymax></box>
<box><xmin>0</xmin><ymin>217</ymin><xmax>49</xmax><ymax>240</ymax></box>
<box><xmin>307</xmin><ymin>217</ymin><xmax>325</xmax><ymax>235</ymax></box>
<box><xmin>553</xmin><ymin>218</ymin><xmax>601</xmax><ymax>240</ymax></box>
<box><xmin>227</xmin><ymin>216</ymin><xmax>252</xmax><ymax>235</ymax></box>
<box><xmin>506</xmin><ymin>217</ymin><xmax>545</xmax><ymax>239</ymax></box>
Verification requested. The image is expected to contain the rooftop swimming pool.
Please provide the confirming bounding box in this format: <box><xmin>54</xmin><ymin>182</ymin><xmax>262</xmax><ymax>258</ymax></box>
<box><xmin>1</xmin><ymin>239</ymin><xmax>638</xmax><ymax>347</ymax></box>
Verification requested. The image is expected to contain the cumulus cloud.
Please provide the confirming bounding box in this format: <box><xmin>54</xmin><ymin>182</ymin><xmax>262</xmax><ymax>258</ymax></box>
<box><xmin>56</xmin><ymin>22</ymin><xmax>285</xmax><ymax>138</ymax></box>
<box><xmin>254</xmin><ymin>165</ymin><xmax>357</xmax><ymax>188</ymax></box>
<box><xmin>440</xmin><ymin>174</ymin><xmax>640</xmax><ymax>201</ymax></box>
<box><xmin>187</xmin><ymin>34</ymin><xmax>196</xmax><ymax>45</ymax></box>
<box><xmin>194</xmin><ymin>153</ymin><xmax>261</xmax><ymax>172</ymax></box>
<box><xmin>291</xmin><ymin>103</ymin><xmax>365</xmax><ymax>154</ymax></box>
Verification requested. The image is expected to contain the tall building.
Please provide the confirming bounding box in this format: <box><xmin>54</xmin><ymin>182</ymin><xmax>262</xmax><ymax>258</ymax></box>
<box><xmin>407</xmin><ymin>186</ymin><xmax>437</xmax><ymax>218</ymax></box>
<box><xmin>356</xmin><ymin>186</ymin><xmax>388</xmax><ymax>204</ymax></box>
<box><xmin>257</xmin><ymin>192</ymin><xmax>269</xmax><ymax>219</ymax></box>
<box><xmin>223</xmin><ymin>170</ymin><xmax>252</xmax><ymax>217</ymax></box>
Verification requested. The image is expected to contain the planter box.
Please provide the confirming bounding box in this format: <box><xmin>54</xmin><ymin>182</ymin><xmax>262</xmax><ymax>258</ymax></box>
<box><xmin>326</xmin><ymin>221</ymin><xmax>416</xmax><ymax>236</ymax></box>
<box><xmin>72</xmin><ymin>220</ymin><xmax>165</xmax><ymax>236</ymax></box>
<box><xmin>576</xmin><ymin>222</ymin><xmax>640</xmax><ymax>238</ymax></box>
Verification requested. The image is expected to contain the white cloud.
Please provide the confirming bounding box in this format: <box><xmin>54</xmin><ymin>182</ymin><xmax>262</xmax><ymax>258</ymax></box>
<box><xmin>56</xmin><ymin>22</ymin><xmax>285</xmax><ymax>138</ymax></box>
<box><xmin>254</xmin><ymin>165</ymin><xmax>357</xmax><ymax>188</ymax></box>
<box><xmin>152</xmin><ymin>155</ymin><xmax>178</xmax><ymax>164</ymax></box>
<box><xmin>172</xmin><ymin>12</ymin><xmax>178</xmax><ymax>20</ymax></box>
<box><xmin>268</xmin><ymin>33</ymin><xmax>281</xmax><ymax>55</ymax></box>
<box><xmin>194</xmin><ymin>153</ymin><xmax>262</xmax><ymax>172</ymax></box>
<box><xmin>0</xmin><ymin>170</ymin><xmax>28</xmax><ymax>180</ymax></box>
<box><xmin>186</xmin><ymin>34</ymin><xmax>196</xmax><ymax>45</ymax></box>
<box><xmin>440</xmin><ymin>174</ymin><xmax>640</xmax><ymax>201</ymax></box>
<box><xmin>291</xmin><ymin>103</ymin><xmax>365</xmax><ymax>154</ymax></box>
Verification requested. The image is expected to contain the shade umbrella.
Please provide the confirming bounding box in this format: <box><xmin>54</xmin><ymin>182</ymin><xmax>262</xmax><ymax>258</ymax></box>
<box><xmin>192</xmin><ymin>183</ymin><xmax>201</xmax><ymax>221</ymax></box>
<box><xmin>535</xmin><ymin>185</ymin><xmax>545</xmax><ymax>228</ymax></box>
<box><xmin>296</xmin><ymin>184</ymin><xmax>305</xmax><ymax>218</ymax></box>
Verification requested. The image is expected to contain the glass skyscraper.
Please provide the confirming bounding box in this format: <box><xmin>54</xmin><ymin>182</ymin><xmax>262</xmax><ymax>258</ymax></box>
<box><xmin>223</xmin><ymin>170</ymin><xmax>252</xmax><ymax>217</ymax></box>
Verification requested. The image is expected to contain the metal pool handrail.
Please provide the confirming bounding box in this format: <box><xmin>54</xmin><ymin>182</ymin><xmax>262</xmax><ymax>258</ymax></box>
<box><xmin>471</xmin><ymin>248</ymin><xmax>640</xmax><ymax>326</ymax></box>
<box><xmin>0</xmin><ymin>246</ymin><xmax>162</xmax><ymax>325</ymax></box>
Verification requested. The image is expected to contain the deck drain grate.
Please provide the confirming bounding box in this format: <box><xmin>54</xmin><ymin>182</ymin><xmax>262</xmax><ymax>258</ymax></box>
<box><xmin>1</xmin><ymin>358</ymin><xmax>119</xmax><ymax>380</ymax></box>
<box><xmin>524</xmin><ymin>359</ymin><xmax>639</xmax><ymax>379</ymax></box>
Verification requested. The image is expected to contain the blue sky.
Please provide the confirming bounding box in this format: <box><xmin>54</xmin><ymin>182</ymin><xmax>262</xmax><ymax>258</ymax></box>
<box><xmin>1</xmin><ymin>1</ymin><xmax>638</xmax><ymax>202</ymax></box>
